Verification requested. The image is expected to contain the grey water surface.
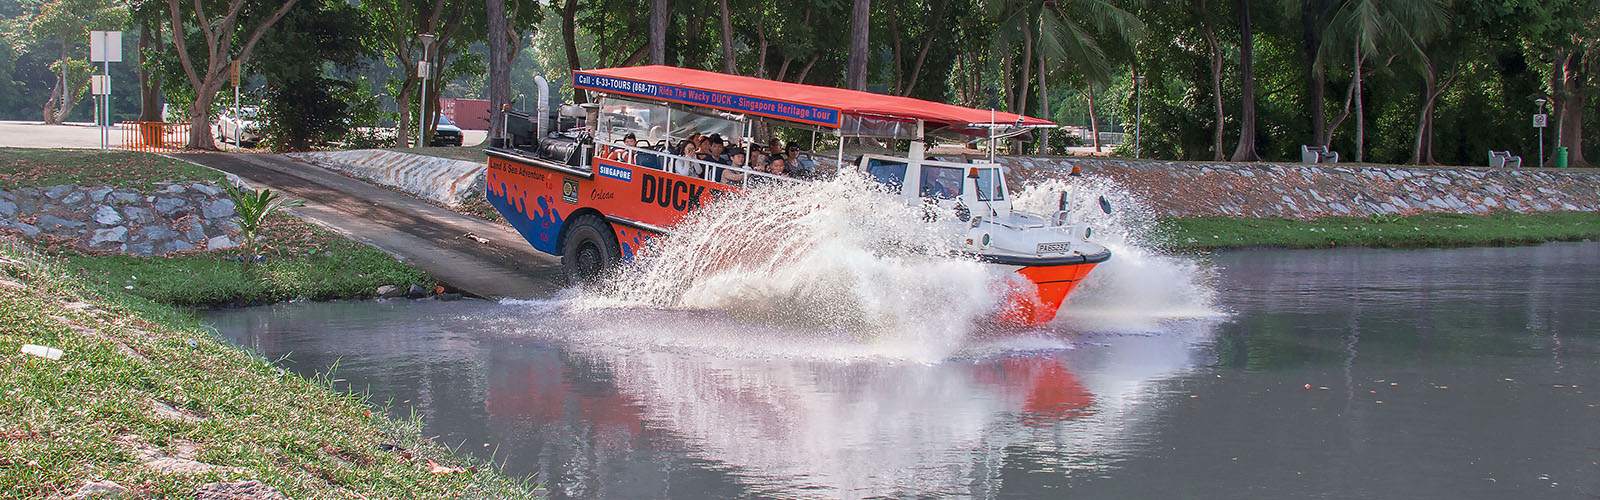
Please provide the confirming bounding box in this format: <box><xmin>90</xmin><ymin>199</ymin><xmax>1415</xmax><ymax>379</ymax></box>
<box><xmin>205</xmin><ymin>243</ymin><xmax>1600</xmax><ymax>499</ymax></box>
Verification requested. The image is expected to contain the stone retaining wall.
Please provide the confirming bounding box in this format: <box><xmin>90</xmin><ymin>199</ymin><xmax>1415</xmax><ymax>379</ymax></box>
<box><xmin>997</xmin><ymin>157</ymin><xmax>1600</xmax><ymax>219</ymax></box>
<box><xmin>0</xmin><ymin>182</ymin><xmax>239</xmax><ymax>256</ymax></box>
<box><xmin>289</xmin><ymin>150</ymin><xmax>485</xmax><ymax>206</ymax></box>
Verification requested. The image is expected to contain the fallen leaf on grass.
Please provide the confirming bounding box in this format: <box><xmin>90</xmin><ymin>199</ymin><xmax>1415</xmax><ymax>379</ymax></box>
<box><xmin>426</xmin><ymin>459</ymin><xmax>466</xmax><ymax>475</ymax></box>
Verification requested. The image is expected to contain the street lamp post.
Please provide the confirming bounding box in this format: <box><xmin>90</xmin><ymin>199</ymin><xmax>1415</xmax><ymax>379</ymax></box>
<box><xmin>416</xmin><ymin>33</ymin><xmax>436</xmax><ymax>148</ymax></box>
<box><xmin>1535</xmin><ymin>98</ymin><xmax>1547</xmax><ymax>167</ymax></box>
<box><xmin>1134</xmin><ymin>74</ymin><xmax>1145</xmax><ymax>159</ymax></box>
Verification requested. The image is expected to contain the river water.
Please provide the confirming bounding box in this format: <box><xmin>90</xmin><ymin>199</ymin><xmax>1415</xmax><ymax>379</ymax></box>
<box><xmin>206</xmin><ymin>243</ymin><xmax>1600</xmax><ymax>499</ymax></box>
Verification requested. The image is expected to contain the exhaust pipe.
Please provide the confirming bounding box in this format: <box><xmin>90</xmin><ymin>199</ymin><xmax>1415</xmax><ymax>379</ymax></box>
<box><xmin>535</xmin><ymin>75</ymin><xmax>550</xmax><ymax>139</ymax></box>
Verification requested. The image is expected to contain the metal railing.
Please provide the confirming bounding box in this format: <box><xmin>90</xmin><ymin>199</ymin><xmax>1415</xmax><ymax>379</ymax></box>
<box><xmin>595</xmin><ymin>139</ymin><xmax>807</xmax><ymax>186</ymax></box>
<box><xmin>120</xmin><ymin>121</ymin><xmax>191</xmax><ymax>152</ymax></box>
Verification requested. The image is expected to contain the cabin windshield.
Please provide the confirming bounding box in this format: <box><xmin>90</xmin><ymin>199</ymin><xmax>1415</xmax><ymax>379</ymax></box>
<box><xmin>865</xmin><ymin>158</ymin><xmax>908</xmax><ymax>190</ymax></box>
<box><xmin>919</xmin><ymin>165</ymin><xmax>964</xmax><ymax>199</ymax></box>
<box><xmin>974</xmin><ymin>167</ymin><xmax>1003</xmax><ymax>201</ymax></box>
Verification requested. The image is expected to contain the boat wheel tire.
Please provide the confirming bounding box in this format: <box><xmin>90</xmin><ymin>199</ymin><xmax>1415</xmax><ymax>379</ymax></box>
<box><xmin>561</xmin><ymin>214</ymin><xmax>622</xmax><ymax>284</ymax></box>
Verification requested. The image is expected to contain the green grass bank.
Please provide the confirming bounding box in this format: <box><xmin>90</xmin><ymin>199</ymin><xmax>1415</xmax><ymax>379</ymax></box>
<box><xmin>0</xmin><ymin>148</ymin><xmax>435</xmax><ymax>307</ymax></box>
<box><xmin>54</xmin><ymin>213</ymin><xmax>436</xmax><ymax>307</ymax></box>
<box><xmin>1158</xmin><ymin>211</ymin><xmax>1600</xmax><ymax>250</ymax></box>
<box><xmin>0</xmin><ymin>239</ymin><xmax>539</xmax><ymax>498</ymax></box>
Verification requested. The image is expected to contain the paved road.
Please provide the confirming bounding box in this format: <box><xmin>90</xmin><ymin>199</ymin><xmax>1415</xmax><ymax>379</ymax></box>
<box><xmin>173</xmin><ymin>152</ymin><xmax>564</xmax><ymax>299</ymax></box>
<box><xmin>0</xmin><ymin>121</ymin><xmax>124</xmax><ymax>149</ymax></box>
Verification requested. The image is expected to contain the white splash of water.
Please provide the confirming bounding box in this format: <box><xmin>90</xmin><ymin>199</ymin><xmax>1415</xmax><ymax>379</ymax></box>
<box><xmin>581</xmin><ymin>173</ymin><xmax>1011</xmax><ymax>361</ymax></box>
<box><xmin>1011</xmin><ymin>173</ymin><xmax>1222</xmax><ymax>326</ymax></box>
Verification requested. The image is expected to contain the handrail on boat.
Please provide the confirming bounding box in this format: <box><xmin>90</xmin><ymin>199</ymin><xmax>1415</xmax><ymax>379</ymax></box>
<box><xmin>594</xmin><ymin>138</ymin><xmax>808</xmax><ymax>186</ymax></box>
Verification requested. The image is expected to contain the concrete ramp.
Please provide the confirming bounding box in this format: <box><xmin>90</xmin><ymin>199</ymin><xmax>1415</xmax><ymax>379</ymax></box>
<box><xmin>289</xmin><ymin>150</ymin><xmax>485</xmax><ymax>206</ymax></box>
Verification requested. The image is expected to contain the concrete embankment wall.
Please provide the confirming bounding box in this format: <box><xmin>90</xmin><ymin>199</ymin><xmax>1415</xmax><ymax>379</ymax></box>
<box><xmin>997</xmin><ymin>157</ymin><xmax>1599</xmax><ymax>219</ymax></box>
<box><xmin>289</xmin><ymin>150</ymin><xmax>485</xmax><ymax>207</ymax></box>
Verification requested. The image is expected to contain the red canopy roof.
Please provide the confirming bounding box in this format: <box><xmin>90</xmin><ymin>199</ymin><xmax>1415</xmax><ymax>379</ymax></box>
<box><xmin>573</xmin><ymin>65</ymin><xmax>1053</xmax><ymax>132</ymax></box>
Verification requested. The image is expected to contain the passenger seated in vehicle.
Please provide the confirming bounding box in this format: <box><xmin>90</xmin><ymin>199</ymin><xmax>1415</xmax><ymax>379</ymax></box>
<box><xmin>719</xmin><ymin>149</ymin><xmax>748</xmax><ymax>185</ymax></box>
<box><xmin>670</xmin><ymin>140</ymin><xmax>703</xmax><ymax>178</ymax></box>
<box><xmin>605</xmin><ymin>133</ymin><xmax>638</xmax><ymax>163</ymax></box>
<box><xmin>704</xmin><ymin>136</ymin><xmax>730</xmax><ymax>164</ymax></box>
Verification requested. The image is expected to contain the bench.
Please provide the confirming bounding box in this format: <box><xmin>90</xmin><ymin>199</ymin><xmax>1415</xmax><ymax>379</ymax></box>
<box><xmin>1488</xmin><ymin>150</ymin><xmax>1522</xmax><ymax>168</ymax></box>
<box><xmin>1301</xmin><ymin>145</ymin><xmax>1339</xmax><ymax>164</ymax></box>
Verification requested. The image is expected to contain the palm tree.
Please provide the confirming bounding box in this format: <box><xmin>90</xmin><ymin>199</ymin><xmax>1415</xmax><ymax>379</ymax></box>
<box><xmin>987</xmin><ymin>0</ymin><xmax>1145</xmax><ymax>153</ymax></box>
<box><xmin>1318</xmin><ymin>0</ymin><xmax>1445</xmax><ymax>162</ymax></box>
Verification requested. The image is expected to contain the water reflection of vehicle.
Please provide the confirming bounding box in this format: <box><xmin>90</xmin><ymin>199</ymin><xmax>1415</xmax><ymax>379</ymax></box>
<box><xmin>479</xmin><ymin>312</ymin><xmax>1215</xmax><ymax>499</ymax></box>
<box><xmin>486</xmin><ymin>66</ymin><xmax>1110</xmax><ymax>325</ymax></box>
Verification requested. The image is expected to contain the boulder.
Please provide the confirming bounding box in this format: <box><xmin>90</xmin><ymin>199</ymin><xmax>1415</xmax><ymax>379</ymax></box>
<box><xmin>8</xmin><ymin>222</ymin><xmax>39</xmax><ymax>237</ymax></box>
<box><xmin>191</xmin><ymin>182</ymin><xmax>222</xmax><ymax>196</ymax></box>
<box><xmin>160</xmin><ymin>183</ymin><xmax>187</xmax><ymax>194</ymax></box>
<box><xmin>207</xmin><ymin>235</ymin><xmax>238</xmax><ymax>250</ymax></box>
<box><xmin>203</xmin><ymin>199</ymin><xmax>236</xmax><ymax>219</ymax></box>
<box><xmin>154</xmin><ymin>197</ymin><xmax>188</xmax><ymax>215</ymax></box>
<box><xmin>186</xmin><ymin>222</ymin><xmax>207</xmax><ymax>241</ymax></box>
<box><xmin>61</xmin><ymin>190</ymin><xmax>86</xmax><ymax>204</ymax></box>
<box><xmin>168</xmin><ymin>240</ymin><xmax>196</xmax><ymax>253</ymax></box>
<box><xmin>110</xmin><ymin>191</ymin><xmax>142</xmax><ymax>204</ymax></box>
<box><xmin>126</xmin><ymin>242</ymin><xmax>156</xmax><ymax>256</ymax></box>
<box><xmin>376</xmin><ymin>285</ymin><xmax>404</xmax><ymax>298</ymax></box>
<box><xmin>37</xmin><ymin>214</ymin><xmax>84</xmax><ymax>232</ymax></box>
<box><xmin>122</xmin><ymin>206</ymin><xmax>155</xmax><ymax>224</ymax></box>
<box><xmin>44</xmin><ymin>184</ymin><xmax>75</xmax><ymax>199</ymax></box>
<box><xmin>406</xmin><ymin>284</ymin><xmax>427</xmax><ymax>298</ymax></box>
<box><xmin>86</xmin><ymin>187</ymin><xmax>113</xmax><ymax>203</ymax></box>
<box><xmin>90</xmin><ymin>227</ymin><xmax>129</xmax><ymax>246</ymax></box>
<box><xmin>0</xmin><ymin>199</ymin><xmax>15</xmax><ymax>218</ymax></box>
<box><xmin>93</xmin><ymin>205</ymin><xmax>122</xmax><ymax>225</ymax></box>
<box><xmin>141</xmin><ymin>226</ymin><xmax>180</xmax><ymax>241</ymax></box>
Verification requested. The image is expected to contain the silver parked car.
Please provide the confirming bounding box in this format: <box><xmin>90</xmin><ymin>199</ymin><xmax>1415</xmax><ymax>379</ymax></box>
<box><xmin>216</xmin><ymin>107</ymin><xmax>262</xmax><ymax>147</ymax></box>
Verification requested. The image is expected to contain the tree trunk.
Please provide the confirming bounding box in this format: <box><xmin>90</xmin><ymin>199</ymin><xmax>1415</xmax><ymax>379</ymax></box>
<box><xmin>1201</xmin><ymin>16</ymin><xmax>1224</xmax><ymax>161</ymax></box>
<box><xmin>1557</xmin><ymin>50</ymin><xmax>1589</xmax><ymax>168</ymax></box>
<box><xmin>1353</xmin><ymin>47</ymin><xmax>1364</xmax><ymax>162</ymax></box>
<box><xmin>169</xmin><ymin>0</ymin><xmax>301</xmax><ymax>149</ymax></box>
<box><xmin>755</xmin><ymin>18</ymin><xmax>769</xmax><ymax>78</ymax></box>
<box><xmin>1410</xmin><ymin>82</ymin><xmax>1435</xmax><ymax>165</ymax></box>
<box><xmin>1229</xmin><ymin>0</ymin><xmax>1259</xmax><ymax>162</ymax></box>
<box><xmin>487</xmin><ymin>0</ymin><xmax>509</xmax><ymax>142</ymax></box>
<box><xmin>45</xmin><ymin>38</ymin><xmax>68</xmax><ymax>124</ymax></box>
<box><xmin>138</xmin><ymin>21</ymin><xmax>164</xmax><ymax>122</ymax></box>
<box><xmin>845</xmin><ymin>0</ymin><xmax>870</xmax><ymax>90</ymax></box>
<box><xmin>649</xmin><ymin>0</ymin><xmax>668</xmax><ymax>65</ymax></box>
<box><xmin>562</xmin><ymin>0</ymin><xmax>585</xmax><ymax>103</ymax></box>
<box><xmin>718</xmin><ymin>0</ymin><xmax>736</xmax><ymax>73</ymax></box>
<box><xmin>794</xmin><ymin>54</ymin><xmax>820</xmax><ymax>83</ymax></box>
<box><xmin>1037</xmin><ymin>47</ymin><xmax>1049</xmax><ymax>154</ymax></box>
<box><xmin>1301</xmin><ymin>0</ymin><xmax>1330</xmax><ymax>146</ymax></box>
<box><xmin>899</xmin><ymin>0</ymin><xmax>947</xmax><ymax>97</ymax></box>
<box><xmin>395</xmin><ymin>76</ymin><xmax>415</xmax><ymax>147</ymax></box>
<box><xmin>1016</xmin><ymin>22</ymin><xmax>1032</xmax><ymax>118</ymax></box>
<box><xmin>1087</xmin><ymin>87</ymin><xmax>1102</xmax><ymax>152</ymax></box>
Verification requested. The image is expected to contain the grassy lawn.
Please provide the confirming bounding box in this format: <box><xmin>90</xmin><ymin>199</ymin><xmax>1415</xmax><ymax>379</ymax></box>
<box><xmin>1159</xmin><ymin>211</ymin><xmax>1600</xmax><ymax>250</ymax></box>
<box><xmin>0</xmin><ymin>239</ymin><xmax>538</xmax><ymax>498</ymax></box>
<box><xmin>48</xmin><ymin>213</ymin><xmax>436</xmax><ymax>307</ymax></box>
<box><xmin>0</xmin><ymin>148</ymin><xmax>223</xmax><ymax>192</ymax></box>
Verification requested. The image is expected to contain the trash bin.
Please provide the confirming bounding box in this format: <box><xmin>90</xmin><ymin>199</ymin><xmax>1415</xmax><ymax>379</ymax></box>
<box><xmin>1555</xmin><ymin>147</ymin><xmax>1568</xmax><ymax>168</ymax></box>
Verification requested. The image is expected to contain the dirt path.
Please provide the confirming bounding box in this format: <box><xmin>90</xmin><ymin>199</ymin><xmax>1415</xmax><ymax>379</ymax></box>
<box><xmin>173</xmin><ymin>152</ymin><xmax>563</xmax><ymax>299</ymax></box>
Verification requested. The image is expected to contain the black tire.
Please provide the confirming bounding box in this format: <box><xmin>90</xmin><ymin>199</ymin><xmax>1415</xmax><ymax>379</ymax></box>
<box><xmin>561</xmin><ymin>214</ymin><xmax>622</xmax><ymax>284</ymax></box>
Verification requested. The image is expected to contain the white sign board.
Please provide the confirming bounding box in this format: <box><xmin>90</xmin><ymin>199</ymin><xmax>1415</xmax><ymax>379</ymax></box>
<box><xmin>1533</xmin><ymin>113</ymin><xmax>1548</xmax><ymax>128</ymax></box>
<box><xmin>89</xmin><ymin>31</ymin><xmax>122</xmax><ymax>62</ymax></box>
<box><xmin>417</xmin><ymin>61</ymin><xmax>430</xmax><ymax>78</ymax></box>
<box><xmin>91</xmin><ymin>75</ymin><xmax>110</xmax><ymax>95</ymax></box>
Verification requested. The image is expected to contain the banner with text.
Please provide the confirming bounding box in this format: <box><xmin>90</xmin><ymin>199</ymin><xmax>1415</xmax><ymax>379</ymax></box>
<box><xmin>574</xmin><ymin>72</ymin><xmax>841</xmax><ymax>128</ymax></box>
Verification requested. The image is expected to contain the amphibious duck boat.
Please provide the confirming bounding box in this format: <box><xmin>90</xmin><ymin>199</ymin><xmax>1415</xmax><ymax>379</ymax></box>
<box><xmin>485</xmin><ymin>66</ymin><xmax>1110</xmax><ymax>326</ymax></box>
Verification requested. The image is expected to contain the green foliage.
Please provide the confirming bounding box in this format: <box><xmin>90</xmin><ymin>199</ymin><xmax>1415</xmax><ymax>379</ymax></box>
<box><xmin>223</xmin><ymin>183</ymin><xmax>307</xmax><ymax>263</ymax></box>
